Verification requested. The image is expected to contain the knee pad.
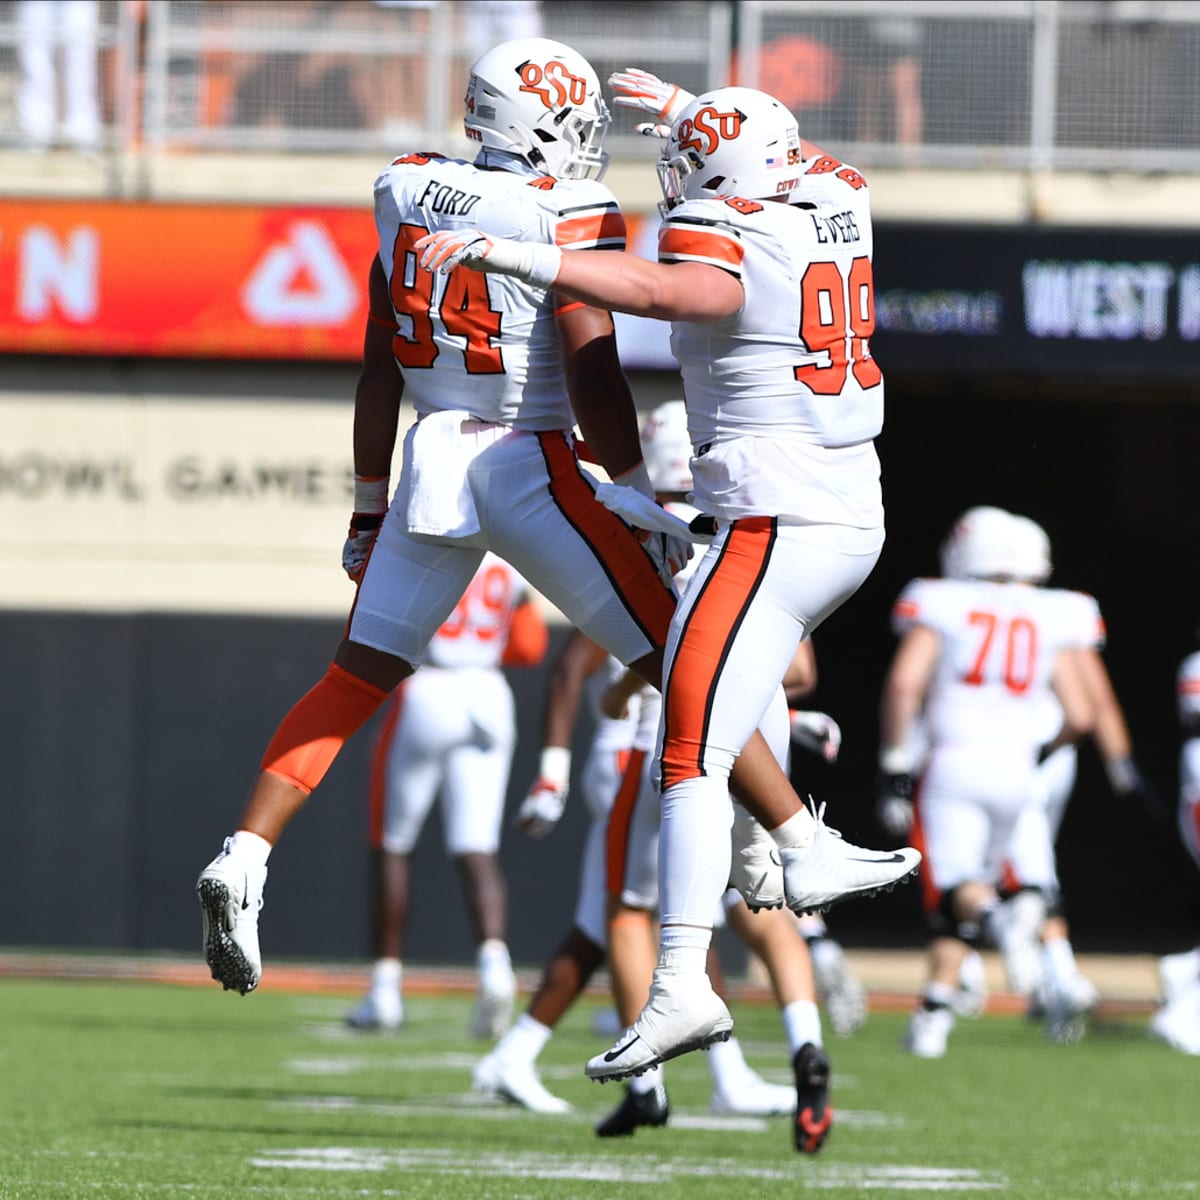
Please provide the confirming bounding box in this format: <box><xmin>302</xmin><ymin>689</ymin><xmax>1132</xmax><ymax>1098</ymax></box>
<box><xmin>926</xmin><ymin>886</ymin><xmax>987</xmax><ymax>947</ymax></box>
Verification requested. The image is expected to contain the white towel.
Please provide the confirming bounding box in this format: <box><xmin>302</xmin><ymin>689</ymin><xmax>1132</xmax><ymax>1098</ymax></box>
<box><xmin>595</xmin><ymin>482</ymin><xmax>715</xmax><ymax>542</ymax></box>
<box><xmin>406</xmin><ymin>410</ymin><xmax>483</xmax><ymax>538</ymax></box>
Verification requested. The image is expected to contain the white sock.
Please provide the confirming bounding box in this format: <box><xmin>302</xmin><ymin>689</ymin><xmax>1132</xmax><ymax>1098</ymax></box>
<box><xmin>768</xmin><ymin>807</ymin><xmax>816</xmax><ymax>851</ymax></box>
<box><xmin>629</xmin><ymin>1064</ymin><xmax>663</xmax><ymax>1094</ymax></box>
<box><xmin>658</xmin><ymin>929</ymin><xmax>711</xmax><ymax>977</ymax></box>
<box><xmin>707</xmin><ymin>1035</ymin><xmax>751</xmax><ymax>1089</ymax></box>
<box><xmin>781</xmin><ymin>999</ymin><xmax>822</xmax><ymax>1057</ymax></box>
<box><xmin>477</xmin><ymin>939</ymin><xmax>512</xmax><ymax>971</ymax></box>
<box><xmin>808</xmin><ymin>937</ymin><xmax>843</xmax><ymax>974</ymax></box>
<box><xmin>493</xmin><ymin>1012</ymin><xmax>551</xmax><ymax>1064</ymax></box>
<box><xmin>658</xmin><ymin>778</ymin><xmax>734</xmax><ymax>928</ymax></box>
<box><xmin>1043</xmin><ymin>936</ymin><xmax>1079</xmax><ymax>988</ymax></box>
<box><xmin>228</xmin><ymin>829</ymin><xmax>271</xmax><ymax>866</ymax></box>
<box><xmin>371</xmin><ymin>958</ymin><xmax>401</xmax><ymax>993</ymax></box>
<box><xmin>924</xmin><ymin>981</ymin><xmax>957</xmax><ymax>1009</ymax></box>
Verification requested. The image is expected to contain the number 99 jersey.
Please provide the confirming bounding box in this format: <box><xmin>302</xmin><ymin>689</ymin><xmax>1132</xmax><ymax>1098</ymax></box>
<box><xmin>657</xmin><ymin>152</ymin><xmax>882</xmax><ymax>528</ymax></box>
<box><xmin>373</xmin><ymin>152</ymin><xmax>624</xmax><ymax>430</ymax></box>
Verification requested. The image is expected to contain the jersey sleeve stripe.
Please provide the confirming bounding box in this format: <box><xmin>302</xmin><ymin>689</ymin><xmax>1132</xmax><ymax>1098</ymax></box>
<box><xmin>658</xmin><ymin>225</ymin><xmax>744</xmax><ymax>270</ymax></box>
<box><xmin>556</xmin><ymin>208</ymin><xmax>626</xmax><ymax>250</ymax></box>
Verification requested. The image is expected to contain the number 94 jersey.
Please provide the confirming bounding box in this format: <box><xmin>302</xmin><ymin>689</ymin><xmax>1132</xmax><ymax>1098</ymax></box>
<box><xmin>373</xmin><ymin>153</ymin><xmax>624</xmax><ymax>429</ymax></box>
<box><xmin>892</xmin><ymin>576</ymin><xmax>1101</xmax><ymax>754</ymax></box>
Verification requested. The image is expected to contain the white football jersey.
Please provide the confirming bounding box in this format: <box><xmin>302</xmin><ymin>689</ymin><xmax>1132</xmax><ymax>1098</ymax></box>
<box><xmin>424</xmin><ymin>552</ymin><xmax>531</xmax><ymax>670</ymax></box>
<box><xmin>892</xmin><ymin>577</ymin><xmax>1101</xmax><ymax>753</ymax></box>
<box><xmin>373</xmin><ymin>152</ymin><xmax>624</xmax><ymax>429</ymax></box>
<box><xmin>658</xmin><ymin>155</ymin><xmax>882</xmax><ymax>527</ymax></box>
<box><xmin>1177</xmin><ymin>651</ymin><xmax>1200</xmax><ymax>722</ymax></box>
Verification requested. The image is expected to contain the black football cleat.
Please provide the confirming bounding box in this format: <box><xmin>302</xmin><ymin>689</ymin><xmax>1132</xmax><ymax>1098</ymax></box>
<box><xmin>793</xmin><ymin>1043</ymin><xmax>833</xmax><ymax>1154</ymax></box>
<box><xmin>595</xmin><ymin>1081</ymin><xmax>670</xmax><ymax>1137</ymax></box>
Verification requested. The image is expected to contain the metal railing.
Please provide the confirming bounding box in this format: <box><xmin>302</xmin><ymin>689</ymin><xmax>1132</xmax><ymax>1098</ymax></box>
<box><xmin>1</xmin><ymin>0</ymin><xmax>1198</xmax><ymax>186</ymax></box>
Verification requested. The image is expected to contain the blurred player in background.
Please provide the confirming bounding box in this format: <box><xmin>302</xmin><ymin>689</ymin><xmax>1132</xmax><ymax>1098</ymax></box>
<box><xmin>1150</xmin><ymin>648</ymin><xmax>1200</xmax><ymax>1055</ymax></box>
<box><xmin>198</xmin><ymin>39</ymin><xmax>904</xmax><ymax>1004</ymax></box>
<box><xmin>877</xmin><ymin>506</ymin><xmax>1094</xmax><ymax>1057</ymax></box>
<box><xmin>345</xmin><ymin>553</ymin><xmax>547</xmax><ymax>1038</ymax></box>
<box><xmin>986</xmin><ymin>514</ymin><xmax>1156</xmax><ymax>1038</ymax></box>
<box><xmin>416</xmin><ymin>69</ymin><xmax>920</xmax><ymax>1080</ymax></box>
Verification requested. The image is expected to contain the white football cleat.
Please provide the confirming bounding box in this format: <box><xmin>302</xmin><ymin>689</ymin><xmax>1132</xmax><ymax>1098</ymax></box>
<box><xmin>471</xmin><ymin>965</ymin><xmax>517</xmax><ymax>1039</ymax></box>
<box><xmin>710</xmin><ymin>1069</ymin><xmax>796</xmax><ymax>1116</ymax></box>
<box><xmin>902</xmin><ymin>1005</ymin><xmax>955</xmax><ymax>1058</ymax></box>
<box><xmin>1149</xmin><ymin>998</ymin><xmax>1200</xmax><ymax>1057</ymax></box>
<box><xmin>196</xmin><ymin>838</ymin><xmax>267</xmax><ymax>995</ymax></box>
<box><xmin>1158</xmin><ymin>950</ymin><xmax>1200</xmax><ymax>1009</ymax></box>
<box><xmin>730</xmin><ymin>806</ymin><xmax>784</xmax><ymax>911</ymax></box>
<box><xmin>811</xmin><ymin>940</ymin><xmax>868</xmax><ymax>1036</ymax></box>
<box><xmin>780</xmin><ymin>803</ymin><xmax>921</xmax><ymax>915</ymax></box>
<box><xmin>345</xmin><ymin>990</ymin><xmax>404</xmax><ymax>1031</ymax></box>
<box><xmin>585</xmin><ymin>970</ymin><xmax>733</xmax><ymax>1082</ymax></box>
<box><xmin>472</xmin><ymin>1051</ymin><xmax>573</xmax><ymax>1113</ymax></box>
<box><xmin>1044</xmin><ymin>973</ymin><xmax>1099</xmax><ymax>1044</ymax></box>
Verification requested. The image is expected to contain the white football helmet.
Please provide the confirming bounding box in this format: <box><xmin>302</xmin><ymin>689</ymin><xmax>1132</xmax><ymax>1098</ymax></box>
<box><xmin>1007</xmin><ymin>514</ymin><xmax>1053</xmax><ymax>584</ymax></box>
<box><xmin>464</xmin><ymin>38</ymin><xmax>611</xmax><ymax>181</ymax></box>
<box><xmin>640</xmin><ymin>400</ymin><xmax>692</xmax><ymax>494</ymax></box>
<box><xmin>939</xmin><ymin>506</ymin><xmax>1019</xmax><ymax>581</ymax></box>
<box><xmin>657</xmin><ymin>86</ymin><xmax>803</xmax><ymax>211</ymax></box>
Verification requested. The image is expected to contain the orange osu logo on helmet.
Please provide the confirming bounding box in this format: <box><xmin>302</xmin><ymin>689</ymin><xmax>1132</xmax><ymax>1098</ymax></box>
<box><xmin>676</xmin><ymin>105</ymin><xmax>745</xmax><ymax>157</ymax></box>
<box><xmin>517</xmin><ymin>58</ymin><xmax>588</xmax><ymax>110</ymax></box>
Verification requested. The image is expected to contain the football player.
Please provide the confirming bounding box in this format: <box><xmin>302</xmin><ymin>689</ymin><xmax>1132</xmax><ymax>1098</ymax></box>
<box><xmin>877</xmin><ymin>507</ymin><xmax>1095</xmax><ymax>1057</ymax></box>
<box><xmin>198</xmin><ymin>46</ymin><xmax>915</xmax><ymax>1020</ymax></box>
<box><xmin>344</xmin><ymin>553</ymin><xmax>547</xmax><ymax>1040</ymax></box>
<box><xmin>1149</xmin><ymin>649</ymin><xmax>1200</xmax><ymax>1054</ymax></box>
<box><xmin>416</xmin><ymin>73</ymin><xmax>920</xmax><ymax>1079</ymax></box>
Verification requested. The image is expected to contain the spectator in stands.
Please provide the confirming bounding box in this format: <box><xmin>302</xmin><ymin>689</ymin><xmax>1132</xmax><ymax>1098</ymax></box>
<box><xmin>16</xmin><ymin>0</ymin><xmax>101</xmax><ymax>150</ymax></box>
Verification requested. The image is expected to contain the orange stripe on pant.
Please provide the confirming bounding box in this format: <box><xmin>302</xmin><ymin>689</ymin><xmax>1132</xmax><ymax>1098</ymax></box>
<box><xmin>661</xmin><ymin>517</ymin><xmax>775</xmax><ymax>790</ymax></box>
<box><xmin>367</xmin><ymin>683</ymin><xmax>408</xmax><ymax>850</ymax></box>
<box><xmin>537</xmin><ymin>431</ymin><xmax>676</xmax><ymax>652</ymax></box>
<box><xmin>606</xmin><ymin>747</ymin><xmax>647</xmax><ymax>899</ymax></box>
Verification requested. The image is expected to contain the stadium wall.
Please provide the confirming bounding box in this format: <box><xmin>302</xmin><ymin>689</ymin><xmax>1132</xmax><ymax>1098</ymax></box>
<box><xmin>3</xmin><ymin>217</ymin><xmax>1199</xmax><ymax>966</ymax></box>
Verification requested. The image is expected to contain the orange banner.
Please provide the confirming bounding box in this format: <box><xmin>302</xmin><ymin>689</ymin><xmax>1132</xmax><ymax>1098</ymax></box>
<box><xmin>0</xmin><ymin>199</ymin><xmax>382</xmax><ymax>360</ymax></box>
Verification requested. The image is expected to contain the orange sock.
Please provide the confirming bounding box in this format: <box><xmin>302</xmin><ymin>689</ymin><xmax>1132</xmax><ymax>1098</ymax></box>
<box><xmin>261</xmin><ymin>663</ymin><xmax>389</xmax><ymax>795</ymax></box>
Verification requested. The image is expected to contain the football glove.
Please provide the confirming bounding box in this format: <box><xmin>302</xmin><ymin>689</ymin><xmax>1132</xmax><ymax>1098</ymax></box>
<box><xmin>342</xmin><ymin>475</ymin><xmax>389</xmax><ymax>583</ymax></box>
<box><xmin>637</xmin><ymin>527</ymin><xmax>693</xmax><ymax>586</ymax></box>
<box><xmin>607</xmin><ymin>68</ymin><xmax>695</xmax><ymax>125</ymax></box>
<box><xmin>876</xmin><ymin>772</ymin><xmax>915</xmax><ymax>837</ymax></box>
<box><xmin>415</xmin><ymin>229</ymin><xmax>562</xmax><ymax>289</ymax></box>
<box><xmin>789</xmin><ymin>710</ymin><xmax>842</xmax><ymax>764</ymax></box>
<box><xmin>517</xmin><ymin>780</ymin><xmax>567</xmax><ymax>839</ymax></box>
<box><xmin>1106</xmin><ymin>756</ymin><xmax>1164</xmax><ymax>819</ymax></box>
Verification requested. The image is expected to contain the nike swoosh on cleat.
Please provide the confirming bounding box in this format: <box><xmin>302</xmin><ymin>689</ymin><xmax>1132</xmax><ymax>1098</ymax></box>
<box><xmin>848</xmin><ymin>853</ymin><xmax>910</xmax><ymax>864</ymax></box>
<box><xmin>603</xmin><ymin>1034</ymin><xmax>641</xmax><ymax>1063</ymax></box>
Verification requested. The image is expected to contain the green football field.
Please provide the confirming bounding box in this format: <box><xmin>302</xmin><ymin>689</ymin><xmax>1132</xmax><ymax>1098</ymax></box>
<box><xmin>1</xmin><ymin>971</ymin><xmax>1195</xmax><ymax>1200</ymax></box>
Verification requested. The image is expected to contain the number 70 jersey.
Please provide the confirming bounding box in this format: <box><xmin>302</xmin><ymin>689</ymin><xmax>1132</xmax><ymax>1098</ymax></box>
<box><xmin>892</xmin><ymin>576</ymin><xmax>1103</xmax><ymax>752</ymax></box>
